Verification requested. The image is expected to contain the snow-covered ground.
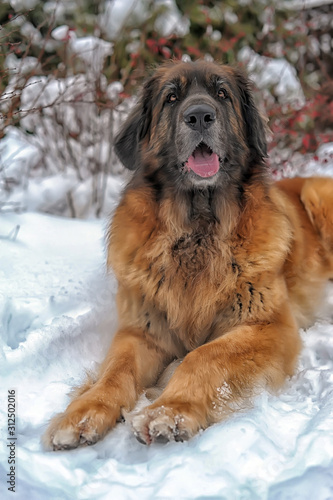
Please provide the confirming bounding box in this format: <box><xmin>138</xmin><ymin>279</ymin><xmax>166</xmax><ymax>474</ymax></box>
<box><xmin>1</xmin><ymin>190</ymin><xmax>333</xmax><ymax>499</ymax></box>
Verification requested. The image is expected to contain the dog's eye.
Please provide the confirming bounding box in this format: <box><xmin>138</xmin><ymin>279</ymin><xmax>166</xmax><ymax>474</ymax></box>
<box><xmin>218</xmin><ymin>88</ymin><xmax>228</xmax><ymax>99</ymax></box>
<box><xmin>167</xmin><ymin>93</ymin><xmax>177</xmax><ymax>104</ymax></box>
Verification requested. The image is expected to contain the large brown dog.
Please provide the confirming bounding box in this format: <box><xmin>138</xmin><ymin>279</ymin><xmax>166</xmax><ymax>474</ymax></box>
<box><xmin>44</xmin><ymin>60</ymin><xmax>333</xmax><ymax>449</ymax></box>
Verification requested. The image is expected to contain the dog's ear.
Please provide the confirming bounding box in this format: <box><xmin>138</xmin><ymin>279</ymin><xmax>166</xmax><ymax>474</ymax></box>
<box><xmin>234</xmin><ymin>69</ymin><xmax>268</xmax><ymax>162</ymax></box>
<box><xmin>114</xmin><ymin>76</ymin><xmax>157</xmax><ymax>170</ymax></box>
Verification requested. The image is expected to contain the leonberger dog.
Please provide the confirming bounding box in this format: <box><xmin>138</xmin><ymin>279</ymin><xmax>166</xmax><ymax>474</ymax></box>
<box><xmin>44</xmin><ymin>60</ymin><xmax>333</xmax><ymax>449</ymax></box>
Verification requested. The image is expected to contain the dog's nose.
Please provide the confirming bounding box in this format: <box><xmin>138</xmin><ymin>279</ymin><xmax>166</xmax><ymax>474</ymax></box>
<box><xmin>183</xmin><ymin>104</ymin><xmax>216</xmax><ymax>132</ymax></box>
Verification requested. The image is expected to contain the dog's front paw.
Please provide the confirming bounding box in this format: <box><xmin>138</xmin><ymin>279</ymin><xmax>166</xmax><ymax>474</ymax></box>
<box><xmin>43</xmin><ymin>398</ymin><xmax>119</xmax><ymax>451</ymax></box>
<box><xmin>131</xmin><ymin>404</ymin><xmax>201</xmax><ymax>445</ymax></box>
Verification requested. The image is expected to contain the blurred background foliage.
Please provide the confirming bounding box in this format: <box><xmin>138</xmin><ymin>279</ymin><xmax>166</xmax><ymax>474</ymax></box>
<box><xmin>1</xmin><ymin>0</ymin><xmax>332</xmax><ymax>146</ymax></box>
<box><xmin>0</xmin><ymin>0</ymin><xmax>332</xmax><ymax>216</ymax></box>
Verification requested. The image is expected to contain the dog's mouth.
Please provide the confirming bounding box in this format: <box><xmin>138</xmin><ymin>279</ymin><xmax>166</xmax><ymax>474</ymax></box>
<box><xmin>184</xmin><ymin>143</ymin><xmax>220</xmax><ymax>178</ymax></box>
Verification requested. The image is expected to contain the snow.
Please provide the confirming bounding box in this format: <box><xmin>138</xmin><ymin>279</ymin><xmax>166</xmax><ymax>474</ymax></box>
<box><xmin>238</xmin><ymin>47</ymin><xmax>305</xmax><ymax>105</ymax></box>
<box><xmin>284</xmin><ymin>0</ymin><xmax>333</xmax><ymax>9</ymax></box>
<box><xmin>51</xmin><ymin>27</ymin><xmax>113</xmax><ymax>77</ymax></box>
<box><xmin>7</xmin><ymin>0</ymin><xmax>39</xmax><ymax>11</ymax></box>
<box><xmin>0</xmin><ymin>127</ymin><xmax>125</xmax><ymax>218</ymax></box>
<box><xmin>102</xmin><ymin>0</ymin><xmax>189</xmax><ymax>38</ymax></box>
<box><xmin>1</xmin><ymin>197</ymin><xmax>333</xmax><ymax>499</ymax></box>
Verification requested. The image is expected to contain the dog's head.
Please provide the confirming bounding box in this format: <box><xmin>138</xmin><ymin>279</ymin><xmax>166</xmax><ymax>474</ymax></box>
<box><xmin>115</xmin><ymin>60</ymin><xmax>267</xmax><ymax>191</ymax></box>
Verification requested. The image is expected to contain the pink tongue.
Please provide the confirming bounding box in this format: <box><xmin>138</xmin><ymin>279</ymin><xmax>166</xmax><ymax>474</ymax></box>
<box><xmin>186</xmin><ymin>150</ymin><xmax>219</xmax><ymax>178</ymax></box>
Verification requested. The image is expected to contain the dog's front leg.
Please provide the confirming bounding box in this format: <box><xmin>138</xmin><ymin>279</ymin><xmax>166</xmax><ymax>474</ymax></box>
<box><xmin>132</xmin><ymin>307</ymin><xmax>301</xmax><ymax>444</ymax></box>
<box><xmin>43</xmin><ymin>328</ymin><xmax>166</xmax><ymax>450</ymax></box>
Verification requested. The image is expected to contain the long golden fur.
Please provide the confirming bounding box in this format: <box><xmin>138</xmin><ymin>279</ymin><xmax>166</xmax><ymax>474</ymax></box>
<box><xmin>44</xmin><ymin>61</ymin><xmax>333</xmax><ymax>449</ymax></box>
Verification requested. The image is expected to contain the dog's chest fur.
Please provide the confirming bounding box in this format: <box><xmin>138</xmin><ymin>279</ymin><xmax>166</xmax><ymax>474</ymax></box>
<box><xmin>134</xmin><ymin>230</ymin><xmax>234</xmax><ymax>352</ymax></box>
<box><xmin>109</xmin><ymin>187</ymin><xmax>289</xmax><ymax>354</ymax></box>
<box><xmin>140</xmin><ymin>227</ymin><xmax>271</xmax><ymax>351</ymax></box>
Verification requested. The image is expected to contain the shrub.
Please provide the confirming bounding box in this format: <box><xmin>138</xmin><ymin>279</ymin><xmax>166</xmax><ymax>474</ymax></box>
<box><xmin>0</xmin><ymin>0</ymin><xmax>332</xmax><ymax>216</ymax></box>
